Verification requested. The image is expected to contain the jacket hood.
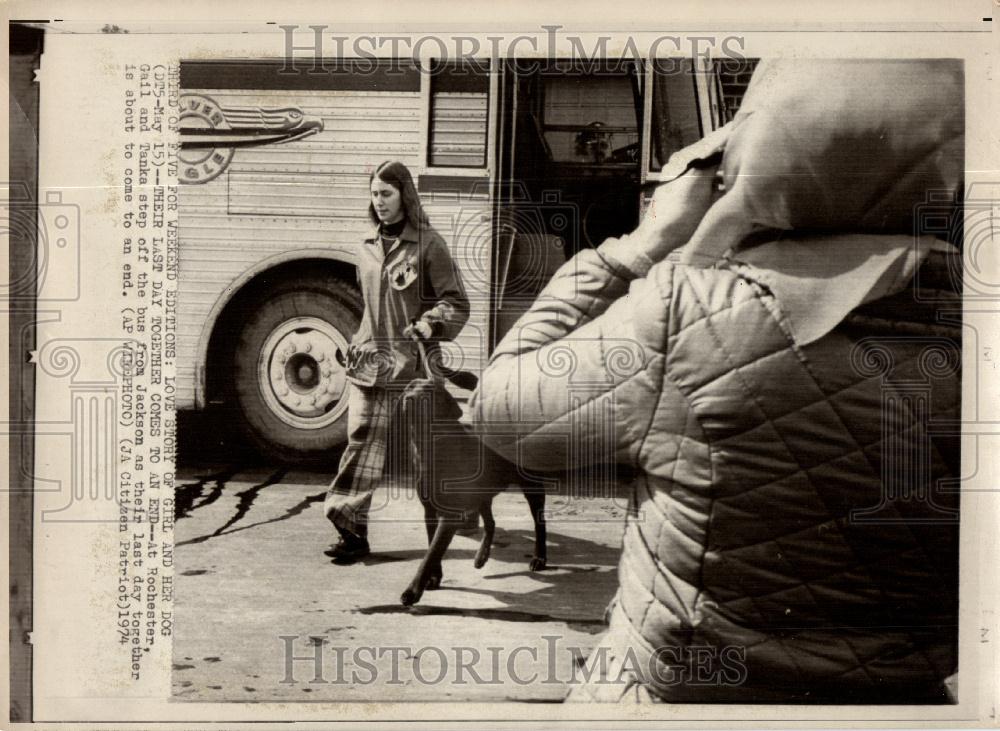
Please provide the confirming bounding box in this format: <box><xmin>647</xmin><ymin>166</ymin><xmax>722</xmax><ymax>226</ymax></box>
<box><xmin>670</xmin><ymin>59</ymin><xmax>963</xmax><ymax>345</ymax></box>
<box><xmin>681</xmin><ymin>59</ymin><xmax>963</xmax><ymax>266</ymax></box>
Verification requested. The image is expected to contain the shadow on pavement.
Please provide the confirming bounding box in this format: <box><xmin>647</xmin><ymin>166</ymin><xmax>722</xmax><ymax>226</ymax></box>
<box><xmin>355</xmin><ymin>603</ymin><xmax>607</xmax><ymax>633</ymax></box>
<box><xmin>355</xmin><ymin>525</ymin><xmax>621</xmax><ymax>631</ymax></box>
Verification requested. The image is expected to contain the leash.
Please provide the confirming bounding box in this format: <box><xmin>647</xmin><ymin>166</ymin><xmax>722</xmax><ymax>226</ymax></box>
<box><xmin>401</xmin><ymin>299</ymin><xmax>477</xmax><ymax>390</ymax></box>
<box><xmin>400</xmin><ymin>297</ymin><xmax>437</xmax><ymax>381</ymax></box>
<box><xmin>411</xmin><ymin>331</ymin><xmax>436</xmax><ymax>381</ymax></box>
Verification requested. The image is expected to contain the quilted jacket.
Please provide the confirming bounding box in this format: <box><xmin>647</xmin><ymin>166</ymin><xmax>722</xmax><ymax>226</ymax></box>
<box><xmin>468</xmin><ymin>239</ymin><xmax>960</xmax><ymax>702</ymax></box>
<box><xmin>469</xmin><ymin>58</ymin><xmax>962</xmax><ymax>703</ymax></box>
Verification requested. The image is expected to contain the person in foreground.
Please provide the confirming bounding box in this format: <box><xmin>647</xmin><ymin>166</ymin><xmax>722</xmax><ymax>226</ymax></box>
<box><xmin>468</xmin><ymin>60</ymin><xmax>962</xmax><ymax>702</ymax></box>
<box><xmin>324</xmin><ymin>160</ymin><xmax>469</xmax><ymax>564</ymax></box>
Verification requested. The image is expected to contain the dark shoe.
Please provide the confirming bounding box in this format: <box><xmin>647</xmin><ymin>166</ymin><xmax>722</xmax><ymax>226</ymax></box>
<box><xmin>324</xmin><ymin>534</ymin><xmax>370</xmax><ymax>564</ymax></box>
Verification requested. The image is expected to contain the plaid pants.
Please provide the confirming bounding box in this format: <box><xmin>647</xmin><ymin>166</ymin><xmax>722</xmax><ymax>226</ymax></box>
<box><xmin>323</xmin><ymin>383</ymin><xmax>414</xmax><ymax>538</ymax></box>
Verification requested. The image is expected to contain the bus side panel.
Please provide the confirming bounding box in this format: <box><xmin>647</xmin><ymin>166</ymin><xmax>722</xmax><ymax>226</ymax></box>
<box><xmin>176</xmin><ymin>88</ymin><xmax>424</xmax><ymax>408</ymax></box>
<box><xmin>422</xmin><ymin>190</ymin><xmax>492</xmax><ymax>381</ymax></box>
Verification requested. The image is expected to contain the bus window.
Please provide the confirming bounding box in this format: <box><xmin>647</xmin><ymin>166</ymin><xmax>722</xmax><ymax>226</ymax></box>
<box><xmin>648</xmin><ymin>60</ymin><xmax>703</xmax><ymax>172</ymax></box>
<box><xmin>427</xmin><ymin>60</ymin><xmax>490</xmax><ymax>168</ymax></box>
<box><xmin>540</xmin><ymin>74</ymin><xmax>640</xmax><ymax>164</ymax></box>
<box><xmin>507</xmin><ymin>62</ymin><xmax>644</xmax><ymax>252</ymax></box>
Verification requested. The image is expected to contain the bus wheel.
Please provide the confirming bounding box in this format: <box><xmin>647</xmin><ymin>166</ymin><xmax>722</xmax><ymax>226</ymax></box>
<box><xmin>231</xmin><ymin>277</ymin><xmax>362</xmax><ymax>464</ymax></box>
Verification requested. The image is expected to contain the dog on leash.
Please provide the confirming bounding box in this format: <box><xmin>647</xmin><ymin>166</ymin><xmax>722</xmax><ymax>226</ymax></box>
<box><xmin>393</xmin><ymin>377</ymin><xmax>548</xmax><ymax>607</ymax></box>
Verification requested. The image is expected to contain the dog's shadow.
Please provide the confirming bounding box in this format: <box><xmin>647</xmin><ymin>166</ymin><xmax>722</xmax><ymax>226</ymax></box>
<box><xmin>357</xmin><ymin>526</ymin><xmax>622</xmax><ymax>629</ymax></box>
<box><xmin>350</xmin><ymin>546</ymin><xmax>482</xmax><ymax>566</ymax></box>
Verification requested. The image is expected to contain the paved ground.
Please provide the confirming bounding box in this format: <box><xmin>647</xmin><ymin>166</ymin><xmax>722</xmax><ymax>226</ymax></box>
<box><xmin>172</xmin><ymin>413</ymin><xmax>630</xmax><ymax>703</ymax></box>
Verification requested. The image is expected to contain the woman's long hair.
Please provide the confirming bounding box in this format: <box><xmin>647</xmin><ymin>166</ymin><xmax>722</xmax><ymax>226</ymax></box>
<box><xmin>368</xmin><ymin>160</ymin><xmax>431</xmax><ymax>230</ymax></box>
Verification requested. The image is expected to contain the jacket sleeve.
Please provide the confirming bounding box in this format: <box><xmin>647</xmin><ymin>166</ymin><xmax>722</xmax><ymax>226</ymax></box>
<box><xmin>419</xmin><ymin>235</ymin><xmax>470</xmax><ymax>342</ymax></box>
<box><xmin>466</xmin><ymin>233</ymin><xmax>672</xmax><ymax>472</ymax></box>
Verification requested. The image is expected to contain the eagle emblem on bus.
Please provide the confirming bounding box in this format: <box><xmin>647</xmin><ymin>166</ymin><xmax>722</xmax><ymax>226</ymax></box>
<box><xmin>178</xmin><ymin>93</ymin><xmax>324</xmax><ymax>184</ymax></box>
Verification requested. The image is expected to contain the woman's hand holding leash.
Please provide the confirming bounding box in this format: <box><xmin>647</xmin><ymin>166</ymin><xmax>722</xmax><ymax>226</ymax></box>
<box><xmin>403</xmin><ymin>319</ymin><xmax>433</xmax><ymax>341</ymax></box>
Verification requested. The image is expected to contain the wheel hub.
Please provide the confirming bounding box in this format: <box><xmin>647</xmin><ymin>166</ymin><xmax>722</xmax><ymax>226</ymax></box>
<box><xmin>286</xmin><ymin>353</ymin><xmax>320</xmax><ymax>392</ymax></box>
<box><xmin>258</xmin><ymin>316</ymin><xmax>349</xmax><ymax>429</ymax></box>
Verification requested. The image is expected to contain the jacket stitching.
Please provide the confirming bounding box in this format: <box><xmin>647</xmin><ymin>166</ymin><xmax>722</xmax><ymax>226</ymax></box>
<box><xmin>678</xmin><ymin>267</ymin><xmax>825</xmax><ymax>629</ymax></box>
<box><xmin>621</xmin><ymin>516</ymin><xmax>694</xmax><ymax>628</ymax></box>
<box><xmin>805</xmin><ymin>349</ymin><xmax>957</xmax><ymax>677</ymax></box>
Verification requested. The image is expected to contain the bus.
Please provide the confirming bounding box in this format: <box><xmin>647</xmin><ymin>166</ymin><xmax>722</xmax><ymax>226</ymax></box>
<box><xmin>175</xmin><ymin>56</ymin><xmax>757</xmax><ymax>462</ymax></box>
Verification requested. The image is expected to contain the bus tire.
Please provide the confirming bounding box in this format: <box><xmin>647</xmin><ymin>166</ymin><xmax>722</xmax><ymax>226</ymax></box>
<box><xmin>231</xmin><ymin>276</ymin><xmax>362</xmax><ymax>465</ymax></box>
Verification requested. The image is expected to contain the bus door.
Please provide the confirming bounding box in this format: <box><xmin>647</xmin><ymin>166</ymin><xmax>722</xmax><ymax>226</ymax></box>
<box><xmin>489</xmin><ymin>57</ymin><xmax>728</xmax><ymax>351</ymax></box>
<box><xmin>490</xmin><ymin>59</ymin><xmax>649</xmax><ymax>350</ymax></box>
<box><xmin>638</xmin><ymin>58</ymin><xmax>721</xmax><ymax>214</ymax></box>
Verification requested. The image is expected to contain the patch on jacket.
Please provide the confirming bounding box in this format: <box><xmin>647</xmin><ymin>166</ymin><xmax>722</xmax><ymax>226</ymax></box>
<box><xmin>389</xmin><ymin>257</ymin><xmax>419</xmax><ymax>290</ymax></box>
